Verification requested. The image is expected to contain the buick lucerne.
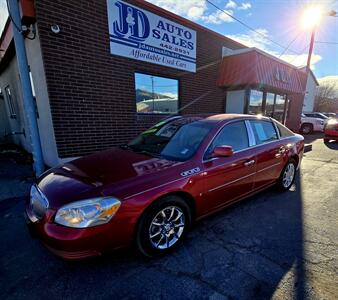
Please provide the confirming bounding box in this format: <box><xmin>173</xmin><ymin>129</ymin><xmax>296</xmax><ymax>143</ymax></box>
<box><xmin>25</xmin><ymin>114</ymin><xmax>304</xmax><ymax>259</ymax></box>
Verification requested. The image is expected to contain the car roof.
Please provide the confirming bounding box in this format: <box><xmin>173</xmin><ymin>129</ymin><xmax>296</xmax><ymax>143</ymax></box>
<box><xmin>177</xmin><ymin>113</ymin><xmax>272</xmax><ymax>124</ymax></box>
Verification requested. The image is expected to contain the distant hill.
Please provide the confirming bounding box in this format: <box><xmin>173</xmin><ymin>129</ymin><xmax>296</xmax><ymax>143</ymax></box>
<box><xmin>136</xmin><ymin>89</ymin><xmax>172</xmax><ymax>103</ymax></box>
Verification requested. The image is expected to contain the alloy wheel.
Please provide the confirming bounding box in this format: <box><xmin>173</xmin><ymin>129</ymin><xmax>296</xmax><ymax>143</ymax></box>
<box><xmin>149</xmin><ymin>206</ymin><xmax>185</xmax><ymax>250</ymax></box>
<box><xmin>282</xmin><ymin>163</ymin><xmax>295</xmax><ymax>188</ymax></box>
<box><xmin>302</xmin><ymin>125</ymin><xmax>311</xmax><ymax>134</ymax></box>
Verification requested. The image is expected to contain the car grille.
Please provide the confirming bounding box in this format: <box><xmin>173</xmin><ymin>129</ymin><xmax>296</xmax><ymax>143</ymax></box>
<box><xmin>30</xmin><ymin>185</ymin><xmax>49</xmax><ymax>220</ymax></box>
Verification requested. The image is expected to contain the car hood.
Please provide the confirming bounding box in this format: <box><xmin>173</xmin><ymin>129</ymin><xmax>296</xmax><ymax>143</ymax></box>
<box><xmin>38</xmin><ymin>147</ymin><xmax>181</xmax><ymax>208</ymax></box>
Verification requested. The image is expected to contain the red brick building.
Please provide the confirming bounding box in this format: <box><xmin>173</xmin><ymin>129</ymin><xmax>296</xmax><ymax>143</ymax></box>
<box><xmin>0</xmin><ymin>0</ymin><xmax>307</xmax><ymax>167</ymax></box>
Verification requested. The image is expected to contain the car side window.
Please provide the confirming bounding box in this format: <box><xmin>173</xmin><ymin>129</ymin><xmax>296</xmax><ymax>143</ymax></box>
<box><xmin>205</xmin><ymin>121</ymin><xmax>249</xmax><ymax>158</ymax></box>
<box><xmin>250</xmin><ymin>120</ymin><xmax>278</xmax><ymax>145</ymax></box>
<box><xmin>274</xmin><ymin>121</ymin><xmax>294</xmax><ymax>138</ymax></box>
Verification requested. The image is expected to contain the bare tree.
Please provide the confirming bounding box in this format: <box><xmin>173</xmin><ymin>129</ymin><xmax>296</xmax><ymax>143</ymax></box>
<box><xmin>315</xmin><ymin>80</ymin><xmax>338</xmax><ymax>112</ymax></box>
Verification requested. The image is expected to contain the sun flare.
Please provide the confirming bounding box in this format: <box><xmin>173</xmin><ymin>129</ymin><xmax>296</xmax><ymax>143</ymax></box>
<box><xmin>301</xmin><ymin>6</ymin><xmax>323</xmax><ymax>29</ymax></box>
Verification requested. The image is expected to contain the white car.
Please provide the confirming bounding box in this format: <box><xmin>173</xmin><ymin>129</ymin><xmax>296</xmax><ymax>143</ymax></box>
<box><xmin>300</xmin><ymin>113</ymin><xmax>325</xmax><ymax>134</ymax></box>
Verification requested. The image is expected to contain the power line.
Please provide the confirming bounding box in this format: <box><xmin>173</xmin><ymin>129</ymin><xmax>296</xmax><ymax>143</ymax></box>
<box><xmin>205</xmin><ymin>0</ymin><xmax>300</xmax><ymax>55</ymax></box>
<box><xmin>315</xmin><ymin>41</ymin><xmax>338</xmax><ymax>44</ymax></box>
<box><xmin>279</xmin><ymin>33</ymin><xmax>302</xmax><ymax>57</ymax></box>
<box><xmin>288</xmin><ymin>44</ymin><xmax>309</xmax><ymax>64</ymax></box>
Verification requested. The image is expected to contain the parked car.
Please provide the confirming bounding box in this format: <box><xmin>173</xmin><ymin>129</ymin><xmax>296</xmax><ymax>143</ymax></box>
<box><xmin>324</xmin><ymin>118</ymin><xmax>338</xmax><ymax>143</ymax></box>
<box><xmin>300</xmin><ymin>113</ymin><xmax>325</xmax><ymax>134</ymax></box>
<box><xmin>25</xmin><ymin>114</ymin><xmax>304</xmax><ymax>259</ymax></box>
<box><xmin>304</xmin><ymin>112</ymin><xmax>329</xmax><ymax>121</ymax></box>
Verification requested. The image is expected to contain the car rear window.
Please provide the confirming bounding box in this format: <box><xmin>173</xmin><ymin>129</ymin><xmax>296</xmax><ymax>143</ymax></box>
<box><xmin>274</xmin><ymin>121</ymin><xmax>294</xmax><ymax>138</ymax></box>
<box><xmin>250</xmin><ymin>120</ymin><xmax>278</xmax><ymax>144</ymax></box>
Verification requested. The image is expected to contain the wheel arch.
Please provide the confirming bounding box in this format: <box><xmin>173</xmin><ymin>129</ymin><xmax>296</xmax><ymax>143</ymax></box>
<box><xmin>301</xmin><ymin>122</ymin><xmax>313</xmax><ymax>129</ymax></box>
<box><xmin>132</xmin><ymin>190</ymin><xmax>197</xmax><ymax>243</ymax></box>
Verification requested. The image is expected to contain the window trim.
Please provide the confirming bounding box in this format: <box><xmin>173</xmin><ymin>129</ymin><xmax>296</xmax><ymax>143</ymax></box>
<box><xmin>134</xmin><ymin>72</ymin><xmax>180</xmax><ymax>115</ymax></box>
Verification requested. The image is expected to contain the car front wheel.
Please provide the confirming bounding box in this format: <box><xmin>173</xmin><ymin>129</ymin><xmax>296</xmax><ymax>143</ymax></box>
<box><xmin>300</xmin><ymin>123</ymin><xmax>313</xmax><ymax>134</ymax></box>
<box><xmin>135</xmin><ymin>196</ymin><xmax>191</xmax><ymax>257</ymax></box>
<box><xmin>277</xmin><ymin>160</ymin><xmax>297</xmax><ymax>191</ymax></box>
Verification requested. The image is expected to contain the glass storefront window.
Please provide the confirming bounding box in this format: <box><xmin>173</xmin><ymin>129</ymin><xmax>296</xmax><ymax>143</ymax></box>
<box><xmin>248</xmin><ymin>90</ymin><xmax>263</xmax><ymax>115</ymax></box>
<box><xmin>135</xmin><ymin>73</ymin><xmax>178</xmax><ymax>114</ymax></box>
<box><xmin>265</xmin><ymin>93</ymin><xmax>275</xmax><ymax>118</ymax></box>
<box><xmin>274</xmin><ymin>94</ymin><xmax>286</xmax><ymax>122</ymax></box>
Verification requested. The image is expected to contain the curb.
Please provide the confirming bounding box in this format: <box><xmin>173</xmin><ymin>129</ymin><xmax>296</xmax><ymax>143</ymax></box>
<box><xmin>304</xmin><ymin>144</ymin><xmax>312</xmax><ymax>153</ymax></box>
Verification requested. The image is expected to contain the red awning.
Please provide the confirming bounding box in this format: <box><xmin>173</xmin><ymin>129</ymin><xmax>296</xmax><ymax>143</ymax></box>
<box><xmin>217</xmin><ymin>50</ymin><xmax>306</xmax><ymax>94</ymax></box>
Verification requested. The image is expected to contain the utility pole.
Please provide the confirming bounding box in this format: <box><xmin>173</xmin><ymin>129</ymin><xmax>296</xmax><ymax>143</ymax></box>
<box><xmin>306</xmin><ymin>29</ymin><xmax>315</xmax><ymax>73</ymax></box>
<box><xmin>8</xmin><ymin>0</ymin><xmax>44</xmax><ymax>176</ymax></box>
<box><xmin>305</xmin><ymin>10</ymin><xmax>337</xmax><ymax>73</ymax></box>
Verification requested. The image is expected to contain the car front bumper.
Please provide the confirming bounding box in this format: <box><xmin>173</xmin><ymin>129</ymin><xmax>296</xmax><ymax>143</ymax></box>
<box><xmin>24</xmin><ymin>204</ymin><xmax>134</xmax><ymax>260</ymax></box>
<box><xmin>324</xmin><ymin>129</ymin><xmax>338</xmax><ymax>140</ymax></box>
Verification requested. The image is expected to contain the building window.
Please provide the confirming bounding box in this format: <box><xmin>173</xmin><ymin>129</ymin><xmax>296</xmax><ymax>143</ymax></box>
<box><xmin>135</xmin><ymin>73</ymin><xmax>178</xmax><ymax>114</ymax></box>
<box><xmin>245</xmin><ymin>89</ymin><xmax>287</xmax><ymax>124</ymax></box>
<box><xmin>265</xmin><ymin>92</ymin><xmax>275</xmax><ymax>118</ymax></box>
<box><xmin>248</xmin><ymin>90</ymin><xmax>263</xmax><ymax>115</ymax></box>
<box><xmin>4</xmin><ymin>86</ymin><xmax>16</xmax><ymax>119</ymax></box>
<box><xmin>274</xmin><ymin>94</ymin><xmax>286</xmax><ymax>123</ymax></box>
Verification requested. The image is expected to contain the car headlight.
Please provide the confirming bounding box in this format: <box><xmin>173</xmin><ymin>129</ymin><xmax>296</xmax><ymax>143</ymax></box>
<box><xmin>54</xmin><ymin>197</ymin><xmax>121</xmax><ymax>228</ymax></box>
<box><xmin>327</xmin><ymin>119</ymin><xmax>338</xmax><ymax>125</ymax></box>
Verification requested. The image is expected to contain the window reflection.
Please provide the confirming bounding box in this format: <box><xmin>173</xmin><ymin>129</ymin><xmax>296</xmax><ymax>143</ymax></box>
<box><xmin>274</xmin><ymin>95</ymin><xmax>286</xmax><ymax>122</ymax></box>
<box><xmin>135</xmin><ymin>73</ymin><xmax>178</xmax><ymax>114</ymax></box>
<box><xmin>265</xmin><ymin>93</ymin><xmax>275</xmax><ymax>118</ymax></box>
<box><xmin>246</xmin><ymin>89</ymin><xmax>287</xmax><ymax>123</ymax></box>
<box><xmin>248</xmin><ymin>90</ymin><xmax>263</xmax><ymax>115</ymax></box>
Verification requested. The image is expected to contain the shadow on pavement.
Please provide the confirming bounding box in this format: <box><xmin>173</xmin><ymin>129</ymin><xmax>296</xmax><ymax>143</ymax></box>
<box><xmin>302</xmin><ymin>132</ymin><xmax>324</xmax><ymax>144</ymax></box>
<box><xmin>324</xmin><ymin>140</ymin><xmax>338</xmax><ymax>150</ymax></box>
<box><xmin>0</xmin><ymin>172</ymin><xmax>306</xmax><ymax>299</ymax></box>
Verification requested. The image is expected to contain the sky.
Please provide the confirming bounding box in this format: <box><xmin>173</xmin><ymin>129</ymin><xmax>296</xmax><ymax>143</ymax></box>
<box><xmin>145</xmin><ymin>0</ymin><xmax>338</xmax><ymax>80</ymax></box>
<box><xmin>0</xmin><ymin>0</ymin><xmax>337</xmax><ymax>80</ymax></box>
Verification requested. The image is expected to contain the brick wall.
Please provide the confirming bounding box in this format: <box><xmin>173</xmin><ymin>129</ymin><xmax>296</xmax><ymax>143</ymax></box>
<box><xmin>34</xmin><ymin>0</ymin><xmax>244</xmax><ymax>158</ymax></box>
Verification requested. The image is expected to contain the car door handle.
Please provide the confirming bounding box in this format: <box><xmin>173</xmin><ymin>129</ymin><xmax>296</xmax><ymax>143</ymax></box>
<box><xmin>275</xmin><ymin>146</ymin><xmax>286</xmax><ymax>158</ymax></box>
<box><xmin>279</xmin><ymin>146</ymin><xmax>286</xmax><ymax>153</ymax></box>
<box><xmin>244</xmin><ymin>160</ymin><xmax>255</xmax><ymax>167</ymax></box>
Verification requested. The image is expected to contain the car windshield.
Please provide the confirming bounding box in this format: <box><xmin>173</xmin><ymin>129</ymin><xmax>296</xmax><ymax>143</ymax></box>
<box><xmin>317</xmin><ymin>113</ymin><xmax>329</xmax><ymax>119</ymax></box>
<box><xmin>127</xmin><ymin>117</ymin><xmax>214</xmax><ymax>161</ymax></box>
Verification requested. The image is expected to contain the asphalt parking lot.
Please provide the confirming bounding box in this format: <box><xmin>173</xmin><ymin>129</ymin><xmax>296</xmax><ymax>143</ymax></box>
<box><xmin>0</xmin><ymin>134</ymin><xmax>337</xmax><ymax>300</ymax></box>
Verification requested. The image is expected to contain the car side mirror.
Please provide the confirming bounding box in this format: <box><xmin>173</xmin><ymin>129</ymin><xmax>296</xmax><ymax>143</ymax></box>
<box><xmin>212</xmin><ymin>145</ymin><xmax>234</xmax><ymax>157</ymax></box>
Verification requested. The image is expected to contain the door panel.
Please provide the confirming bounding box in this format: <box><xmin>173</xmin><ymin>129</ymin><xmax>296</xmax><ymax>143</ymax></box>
<box><xmin>201</xmin><ymin>149</ymin><xmax>256</xmax><ymax>213</ymax></box>
<box><xmin>253</xmin><ymin>141</ymin><xmax>285</xmax><ymax>189</ymax></box>
<box><xmin>248</xmin><ymin>120</ymin><xmax>287</xmax><ymax>190</ymax></box>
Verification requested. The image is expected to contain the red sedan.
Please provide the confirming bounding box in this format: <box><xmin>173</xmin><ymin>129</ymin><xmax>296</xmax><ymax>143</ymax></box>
<box><xmin>324</xmin><ymin>118</ymin><xmax>338</xmax><ymax>143</ymax></box>
<box><xmin>25</xmin><ymin>114</ymin><xmax>304</xmax><ymax>259</ymax></box>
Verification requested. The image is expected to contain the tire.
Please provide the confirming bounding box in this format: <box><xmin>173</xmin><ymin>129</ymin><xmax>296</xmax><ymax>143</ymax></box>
<box><xmin>135</xmin><ymin>195</ymin><xmax>191</xmax><ymax>257</ymax></box>
<box><xmin>276</xmin><ymin>159</ymin><xmax>297</xmax><ymax>191</ymax></box>
<box><xmin>300</xmin><ymin>123</ymin><xmax>313</xmax><ymax>134</ymax></box>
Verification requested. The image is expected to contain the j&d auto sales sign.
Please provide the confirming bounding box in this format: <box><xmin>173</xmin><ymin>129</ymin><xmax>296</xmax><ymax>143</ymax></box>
<box><xmin>106</xmin><ymin>0</ymin><xmax>197</xmax><ymax>72</ymax></box>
